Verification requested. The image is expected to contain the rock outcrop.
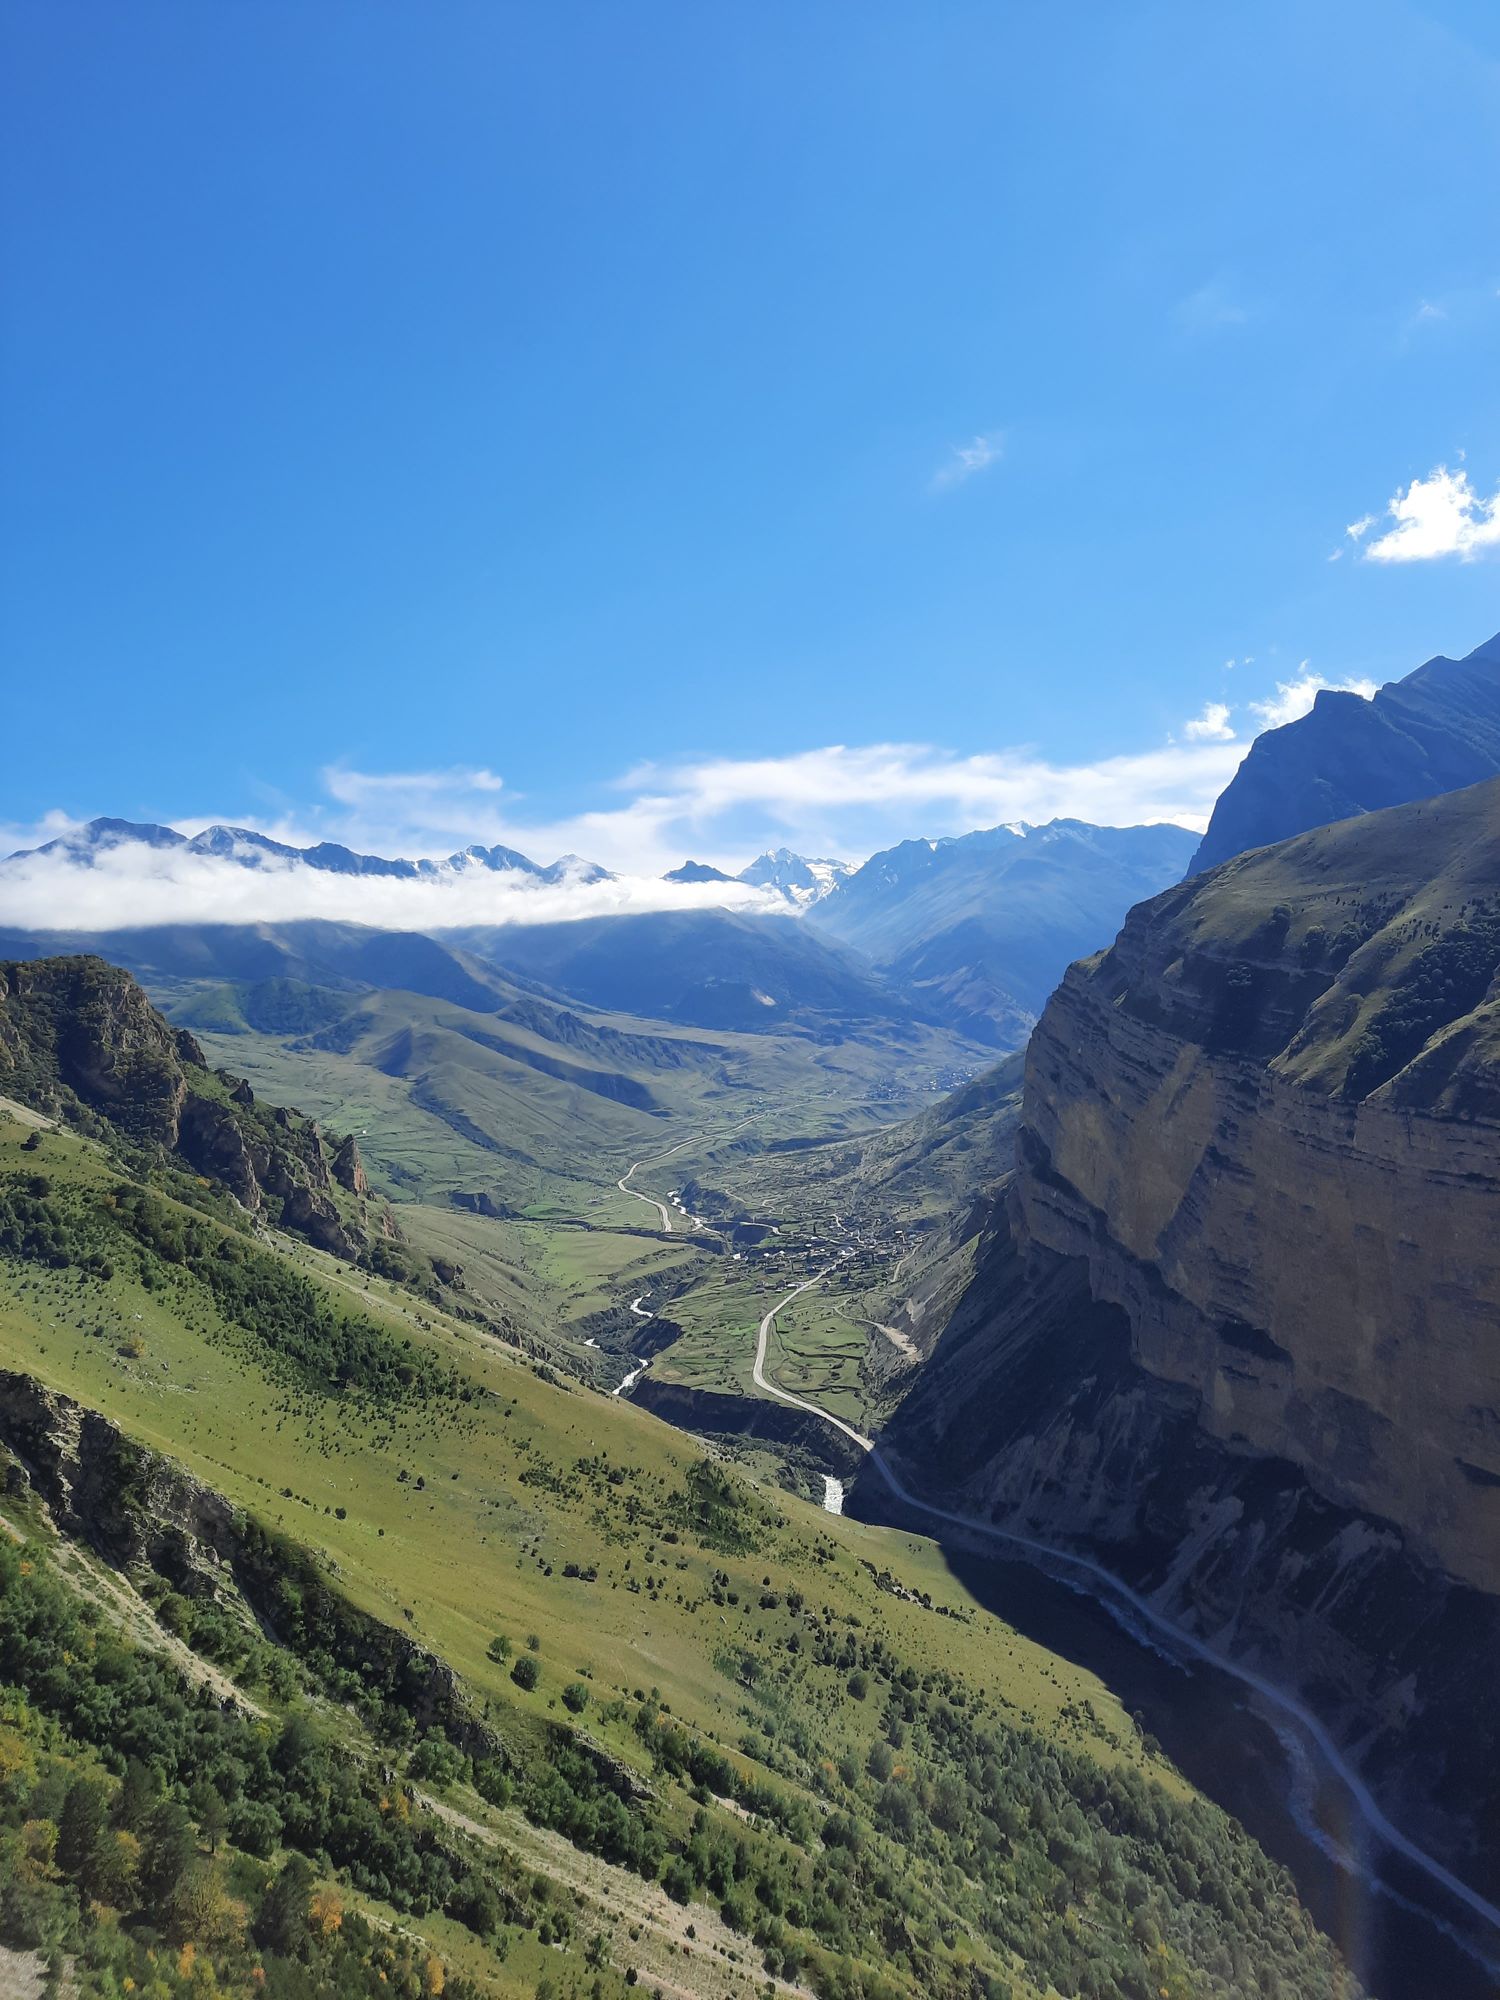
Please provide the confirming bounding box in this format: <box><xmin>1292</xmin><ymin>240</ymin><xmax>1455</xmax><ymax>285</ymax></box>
<box><xmin>0</xmin><ymin>954</ymin><xmax>190</xmax><ymax>1145</ymax></box>
<box><xmin>881</xmin><ymin>777</ymin><xmax>1500</xmax><ymax>1891</ymax></box>
<box><xmin>1</xmin><ymin>954</ymin><xmax>368</xmax><ymax>1262</ymax></box>
<box><xmin>332</xmin><ymin>1132</ymin><xmax>369</xmax><ymax>1195</ymax></box>
<box><xmin>0</xmin><ymin>1371</ymin><xmax>500</xmax><ymax>1757</ymax></box>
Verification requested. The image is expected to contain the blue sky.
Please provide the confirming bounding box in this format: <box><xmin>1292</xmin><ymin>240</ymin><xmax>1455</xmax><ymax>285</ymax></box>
<box><xmin>4</xmin><ymin>0</ymin><xmax>1499</xmax><ymax>877</ymax></box>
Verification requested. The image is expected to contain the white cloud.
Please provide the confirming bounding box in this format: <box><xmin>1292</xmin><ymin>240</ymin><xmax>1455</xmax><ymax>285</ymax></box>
<box><xmin>1345</xmin><ymin>514</ymin><xmax>1375</xmax><ymax>541</ymax></box>
<box><xmin>620</xmin><ymin>735</ymin><xmax>1242</xmax><ymax>846</ymax></box>
<box><xmin>0</xmin><ymin>843</ymin><xmax>780</xmax><ymax>937</ymax></box>
<box><xmin>1357</xmin><ymin>465</ymin><xmax>1500</xmax><ymax>563</ymax></box>
<box><xmin>1183</xmin><ymin>701</ymin><xmax>1236</xmax><ymax>743</ymax></box>
<box><xmin>0</xmin><ymin>808</ymin><xmax>88</xmax><ymax>859</ymax></box>
<box><xmin>1247</xmin><ymin>667</ymin><xmax>1377</xmax><ymax>731</ymax></box>
<box><xmin>930</xmin><ymin>431</ymin><xmax>1005</xmax><ymax>491</ymax></box>
<box><xmin>1</xmin><ymin>716</ymin><xmax>1250</xmax><ymax>934</ymax></box>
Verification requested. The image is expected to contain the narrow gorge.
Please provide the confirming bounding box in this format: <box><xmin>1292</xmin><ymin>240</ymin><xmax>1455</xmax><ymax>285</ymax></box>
<box><xmin>878</xmin><ymin>776</ymin><xmax>1500</xmax><ymax>1905</ymax></box>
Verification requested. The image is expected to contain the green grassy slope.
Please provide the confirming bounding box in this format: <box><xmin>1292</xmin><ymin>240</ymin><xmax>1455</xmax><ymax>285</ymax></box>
<box><xmin>0</xmin><ymin>1105</ymin><xmax>1362</xmax><ymax>2000</ymax></box>
<box><xmin>1110</xmin><ymin>771</ymin><xmax>1500</xmax><ymax>1111</ymax></box>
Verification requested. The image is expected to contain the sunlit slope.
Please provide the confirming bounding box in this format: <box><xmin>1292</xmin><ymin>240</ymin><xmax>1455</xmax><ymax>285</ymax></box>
<box><xmin>0</xmin><ymin>1115</ymin><xmax>1135</xmax><ymax>1763</ymax></box>
<box><xmin>0</xmin><ymin>1106</ymin><xmax>1361</xmax><ymax>2000</ymax></box>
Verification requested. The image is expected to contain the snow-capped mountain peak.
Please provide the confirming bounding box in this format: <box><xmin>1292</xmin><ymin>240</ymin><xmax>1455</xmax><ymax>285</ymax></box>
<box><xmin>735</xmin><ymin>847</ymin><xmax>853</xmax><ymax>909</ymax></box>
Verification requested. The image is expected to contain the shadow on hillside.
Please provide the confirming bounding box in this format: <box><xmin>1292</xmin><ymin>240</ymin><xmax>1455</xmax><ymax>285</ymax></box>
<box><xmin>847</xmin><ymin>1479</ymin><xmax>1494</xmax><ymax>2000</ymax></box>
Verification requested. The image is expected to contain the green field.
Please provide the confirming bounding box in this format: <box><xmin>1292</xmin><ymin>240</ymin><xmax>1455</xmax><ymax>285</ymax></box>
<box><xmin>155</xmin><ymin>973</ymin><xmax>991</xmax><ymax>1398</ymax></box>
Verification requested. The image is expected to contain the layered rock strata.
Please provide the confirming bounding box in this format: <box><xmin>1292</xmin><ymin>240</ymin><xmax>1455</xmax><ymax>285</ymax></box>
<box><xmin>881</xmin><ymin>780</ymin><xmax>1500</xmax><ymax>1887</ymax></box>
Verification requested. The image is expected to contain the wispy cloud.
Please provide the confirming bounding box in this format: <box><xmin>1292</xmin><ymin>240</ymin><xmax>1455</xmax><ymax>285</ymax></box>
<box><xmin>618</xmin><ymin>733</ymin><xmax>1243</xmax><ymax>849</ymax></box>
<box><xmin>1355</xmin><ymin>464</ymin><xmax>1500</xmax><ymax>563</ymax></box>
<box><xmin>930</xmin><ymin>431</ymin><xmax>1005</xmax><ymax>492</ymax></box>
<box><xmin>1398</xmin><ymin>281</ymin><xmax>1500</xmax><ymax>346</ymax></box>
<box><xmin>1174</xmin><ymin>278</ymin><xmax>1251</xmax><ymax>336</ymax></box>
<box><xmin>324</xmin><ymin>765</ymin><xmax>505</xmax><ymax>803</ymax></box>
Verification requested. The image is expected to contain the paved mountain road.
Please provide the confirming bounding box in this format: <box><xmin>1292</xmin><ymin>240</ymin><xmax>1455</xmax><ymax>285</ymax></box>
<box><xmin>749</xmin><ymin>1270</ymin><xmax>1500</xmax><ymax>1963</ymax></box>
<box><xmin>616</xmin><ymin>1160</ymin><xmax>673</xmax><ymax>1232</ymax></box>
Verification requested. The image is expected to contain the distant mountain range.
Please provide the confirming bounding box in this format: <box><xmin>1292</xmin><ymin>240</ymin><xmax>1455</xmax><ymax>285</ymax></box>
<box><xmin>5</xmin><ymin>816</ymin><xmax>1196</xmax><ymax>1044</ymax></box>
<box><xmin>7</xmin><ymin>815</ymin><xmax>615</xmax><ymax>885</ymax></box>
<box><xmin>17</xmin><ymin>630</ymin><xmax>1500</xmax><ymax>1056</ymax></box>
<box><xmin>809</xmin><ymin>819</ymin><xmax>1200</xmax><ymax>1044</ymax></box>
<box><xmin>1191</xmin><ymin>629</ymin><xmax>1500</xmax><ymax>873</ymax></box>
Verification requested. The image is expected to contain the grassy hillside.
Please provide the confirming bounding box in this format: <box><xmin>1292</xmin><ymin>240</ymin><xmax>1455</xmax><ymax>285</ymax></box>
<box><xmin>0</xmin><ymin>1103</ymin><xmax>1362</xmax><ymax>2000</ymax></box>
<box><xmin>1109</xmin><ymin>772</ymin><xmax>1500</xmax><ymax>1113</ymax></box>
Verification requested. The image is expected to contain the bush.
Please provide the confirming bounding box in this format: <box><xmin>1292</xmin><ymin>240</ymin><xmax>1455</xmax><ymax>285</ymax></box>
<box><xmin>409</xmin><ymin>1735</ymin><xmax>466</xmax><ymax>1787</ymax></box>
<box><xmin>562</xmin><ymin>1682</ymin><xmax>590</xmax><ymax>1715</ymax></box>
<box><xmin>511</xmin><ymin>1655</ymin><xmax>541</xmax><ymax>1692</ymax></box>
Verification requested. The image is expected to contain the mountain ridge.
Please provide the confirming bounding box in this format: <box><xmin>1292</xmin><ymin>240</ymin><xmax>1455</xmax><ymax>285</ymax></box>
<box><xmin>810</xmin><ymin>817</ymin><xmax>1200</xmax><ymax>1045</ymax></box>
<box><xmin>6</xmin><ymin>815</ymin><xmax>619</xmax><ymax>885</ymax></box>
<box><xmin>0</xmin><ymin>953</ymin><xmax>419</xmax><ymax>1273</ymax></box>
<box><xmin>736</xmin><ymin>847</ymin><xmax>853</xmax><ymax>907</ymax></box>
<box><xmin>1190</xmin><ymin>629</ymin><xmax>1500</xmax><ymax>873</ymax></box>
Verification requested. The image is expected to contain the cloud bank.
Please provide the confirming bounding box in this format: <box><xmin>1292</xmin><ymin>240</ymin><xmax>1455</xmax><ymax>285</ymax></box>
<box><xmin>1</xmin><ymin>673</ymin><xmax>1379</xmax><ymax>934</ymax></box>
<box><xmin>0</xmin><ymin>843</ymin><xmax>777</xmax><ymax>937</ymax></box>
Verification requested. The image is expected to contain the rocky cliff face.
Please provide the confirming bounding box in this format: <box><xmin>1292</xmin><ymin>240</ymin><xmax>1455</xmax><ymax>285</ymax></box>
<box><xmin>1</xmin><ymin>954</ymin><xmax>371</xmax><ymax>1260</ymax></box>
<box><xmin>881</xmin><ymin>778</ymin><xmax>1500</xmax><ymax>1887</ymax></box>
<box><xmin>0</xmin><ymin>953</ymin><xmax>196</xmax><ymax>1143</ymax></box>
<box><xmin>1020</xmin><ymin>941</ymin><xmax>1500</xmax><ymax>1597</ymax></box>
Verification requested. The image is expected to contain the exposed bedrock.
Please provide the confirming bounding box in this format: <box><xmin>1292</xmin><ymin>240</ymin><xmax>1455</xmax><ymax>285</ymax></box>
<box><xmin>880</xmin><ymin>794</ymin><xmax>1500</xmax><ymax>1889</ymax></box>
